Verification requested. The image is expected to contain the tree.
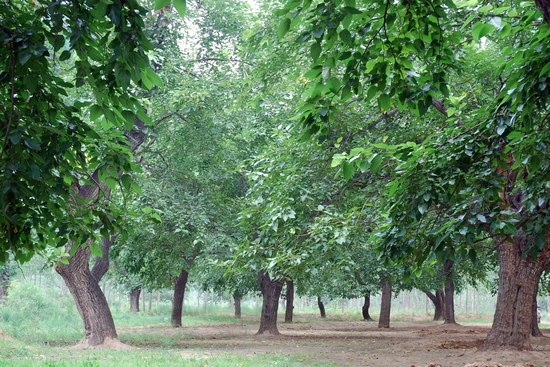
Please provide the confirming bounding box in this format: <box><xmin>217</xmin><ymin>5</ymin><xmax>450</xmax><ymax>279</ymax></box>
<box><xmin>0</xmin><ymin>0</ymin><xmax>155</xmax><ymax>264</ymax></box>
<box><xmin>279</xmin><ymin>0</ymin><xmax>550</xmax><ymax>351</ymax></box>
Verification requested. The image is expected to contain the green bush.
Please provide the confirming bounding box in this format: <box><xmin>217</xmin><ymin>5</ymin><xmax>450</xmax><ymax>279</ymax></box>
<box><xmin>0</xmin><ymin>281</ymin><xmax>82</xmax><ymax>343</ymax></box>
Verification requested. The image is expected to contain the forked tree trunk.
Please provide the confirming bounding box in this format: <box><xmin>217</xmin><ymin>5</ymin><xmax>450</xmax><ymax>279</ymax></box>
<box><xmin>130</xmin><ymin>286</ymin><xmax>141</xmax><ymax>314</ymax></box>
<box><xmin>481</xmin><ymin>235</ymin><xmax>550</xmax><ymax>351</ymax></box>
<box><xmin>234</xmin><ymin>295</ymin><xmax>242</xmax><ymax>319</ymax></box>
<box><xmin>378</xmin><ymin>279</ymin><xmax>392</xmax><ymax>328</ymax></box>
<box><xmin>317</xmin><ymin>296</ymin><xmax>327</xmax><ymax>318</ymax></box>
<box><xmin>362</xmin><ymin>292</ymin><xmax>373</xmax><ymax>321</ymax></box>
<box><xmin>56</xmin><ymin>117</ymin><xmax>147</xmax><ymax>348</ymax></box>
<box><xmin>56</xmin><ymin>244</ymin><xmax>118</xmax><ymax>347</ymax></box>
<box><xmin>425</xmin><ymin>290</ymin><xmax>445</xmax><ymax>321</ymax></box>
<box><xmin>256</xmin><ymin>271</ymin><xmax>284</xmax><ymax>335</ymax></box>
<box><xmin>285</xmin><ymin>279</ymin><xmax>294</xmax><ymax>323</ymax></box>
<box><xmin>171</xmin><ymin>265</ymin><xmax>191</xmax><ymax>328</ymax></box>
<box><xmin>443</xmin><ymin>259</ymin><xmax>456</xmax><ymax>324</ymax></box>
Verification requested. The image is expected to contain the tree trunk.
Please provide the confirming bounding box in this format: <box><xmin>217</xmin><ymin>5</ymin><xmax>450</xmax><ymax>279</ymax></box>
<box><xmin>362</xmin><ymin>292</ymin><xmax>373</xmax><ymax>321</ymax></box>
<box><xmin>378</xmin><ymin>279</ymin><xmax>392</xmax><ymax>328</ymax></box>
<box><xmin>256</xmin><ymin>271</ymin><xmax>283</xmax><ymax>335</ymax></box>
<box><xmin>481</xmin><ymin>235</ymin><xmax>550</xmax><ymax>351</ymax></box>
<box><xmin>425</xmin><ymin>290</ymin><xmax>445</xmax><ymax>321</ymax></box>
<box><xmin>55</xmin><ymin>244</ymin><xmax>118</xmax><ymax>347</ymax></box>
<box><xmin>443</xmin><ymin>260</ymin><xmax>457</xmax><ymax>324</ymax></box>
<box><xmin>535</xmin><ymin>0</ymin><xmax>550</xmax><ymax>26</ymax></box>
<box><xmin>317</xmin><ymin>296</ymin><xmax>327</xmax><ymax>318</ymax></box>
<box><xmin>285</xmin><ymin>279</ymin><xmax>294</xmax><ymax>323</ymax></box>
<box><xmin>234</xmin><ymin>295</ymin><xmax>242</xmax><ymax>319</ymax></box>
<box><xmin>171</xmin><ymin>266</ymin><xmax>191</xmax><ymax>328</ymax></box>
<box><xmin>130</xmin><ymin>286</ymin><xmax>141</xmax><ymax>314</ymax></box>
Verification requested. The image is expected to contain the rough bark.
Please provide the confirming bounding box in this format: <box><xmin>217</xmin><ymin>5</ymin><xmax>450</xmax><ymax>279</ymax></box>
<box><xmin>425</xmin><ymin>290</ymin><xmax>445</xmax><ymax>321</ymax></box>
<box><xmin>55</xmin><ymin>244</ymin><xmax>118</xmax><ymax>347</ymax></box>
<box><xmin>317</xmin><ymin>296</ymin><xmax>327</xmax><ymax>318</ymax></box>
<box><xmin>481</xmin><ymin>234</ymin><xmax>550</xmax><ymax>350</ymax></box>
<box><xmin>284</xmin><ymin>279</ymin><xmax>294</xmax><ymax>323</ymax></box>
<box><xmin>256</xmin><ymin>271</ymin><xmax>284</xmax><ymax>335</ymax></box>
<box><xmin>443</xmin><ymin>260</ymin><xmax>457</xmax><ymax>325</ymax></box>
<box><xmin>480</xmin><ymin>153</ymin><xmax>550</xmax><ymax>351</ymax></box>
<box><xmin>362</xmin><ymin>292</ymin><xmax>373</xmax><ymax>321</ymax></box>
<box><xmin>56</xmin><ymin>118</ymin><xmax>147</xmax><ymax>348</ymax></box>
<box><xmin>171</xmin><ymin>264</ymin><xmax>192</xmax><ymax>328</ymax></box>
<box><xmin>378</xmin><ymin>279</ymin><xmax>392</xmax><ymax>328</ymax></box>
<box><xmin>130</xmin><ymin>286</ymin><xmax>141</xmax><ymax>314</ymax></box>
<box><xmin>535</xmin><ymin>0</ymin><xmax>550</xmax><ymax>26</ymax></box>
<box><xmin>234</xmin><ymin>295</ymin><xmax>242</xmax><ymax>319</ymax></box>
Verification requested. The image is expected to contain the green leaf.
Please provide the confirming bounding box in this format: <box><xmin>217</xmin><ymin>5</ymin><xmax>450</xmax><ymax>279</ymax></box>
<box><xmin>326</xmin><ymin>77</ymin><xmax>340</xmax><ymax>94</ymax></box>
<box><xmin>106</xmin><ymin>4</ymin><xmax>122</xmax><ymax>26</ymax></box>
<box><xmin>24</xmin><ymin>138</ymin><xmax>41</xmax><ymax>151</ymax></box>
<box><xmin>310</xmin><ymin>42</ymin><xmax>321</xmax><ymax>62</ymax></box>
<box><xmin>370</xmin><ymin>154</ymin><xmax>383</xmax><ymax>173</ymax></box>
<box><xmin>339</xmin><ymin>29</ymin><xmax>352</xmax><ymax>46</ymax></box>
<box><xmin>476</xmin><ymin>214</ymin><xmax>487</xmax><ymax>223</ymax></box>
<box><xmin>121</xmin><ymin>174</ymin><xmax>132</xmax><ymax>191</ymax></box>
<box><xmin>342</xmin><ymin>161</ymin><xmax>354</xmax><ymax>180</ymax></box>
<box><xmin>105</xmin><ymin>177</ymin><xmax>117</xmax><ymax>190</ymax></box>
<box><xmin>154</xmin><ymin>0</ymin><xmax>171</xmax><ymax>10</ymax></box>
<box><xmin>89</xmin><ymin>242</ymin><xmax>103</xmax><ymax>257</ymax></box>
<box><xmin>378</xmin><ymin>93</ymin><xmax>391</xmax><ymax>111</ymax></box>
<box><xmin>116</xmin><ymin>69</ymin><xmax>131</xmax><ymax>89</ymax></box>
<box><xmin>278</xmin><ymin>18</ymin><xmax>291</xmax><ymax>39</ymax></box>
<box><xmin>539</xmin><ymin>61</ymin><xmax>550</xmax><ymax>77</ymax></box>
<box><xmin>173</xmin><ymin>0</ymin><xmax>187</xmax><ymax>17</ymax></box>
<box><xmin>472</xmin><ymin>22</ymin><xmax>494</xmax><ymax>41</ymax></box>
<box><xmin>90</xmin><ymin>104</ymin><xmax>103</xmax><ymax>121</ymax></box>
<box><xmin>142</xmin><ymin>206</ymin><xmax>153</xmax><ymax>214</ymax></box>
<box><xmin>143</xmin><ymin>68</ymin><xmax>164</xmax><ymax>89</ymax></box>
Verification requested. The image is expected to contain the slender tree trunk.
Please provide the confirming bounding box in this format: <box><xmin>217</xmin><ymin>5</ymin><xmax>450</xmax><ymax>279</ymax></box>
<box><xmin>425</xmin><ymin>290</ymin><xmax>445</xmax><ymax>321</ymax></box>
<box><xmin>285</xmin><ymin>279</ymin><xmax>294</xmax><ymax>323</ymax></box>
<box><xmin>130</xmin><ymin>286</ymin><xmax>141</xmax><ymax>314</ymax></box>
<box><xmin>171</xmin><ymin>265</ymin><xmax>191</xmax><ymax>328</ymax></box>
<box><xmin>317</xmin><ymin>296</ymin><xmax>327</xmax><ymax>318</ymax></box>
<box><xmin>55</xmin><ymin>244</ymin><xmax>118</xmax><ymax>347</ymax></box>
<box><xmin>234</xmin><ymin>295</ymin><xmax>242</xmax><ymax>319</ymax></box>
<box><xmin>378</xmin><ymin>279</ymin><xmax>392</xmax><ymax>328</ymax></box>
<box><xmin>443</xmin><ymin>260</ymin><xmax>457</xmax><ymax>324</ymax></box>
<box><xmin>256</xmin><ymin>271</ymin><xmax>283</xmax><ymax>335</ymax></box>
<box><xmin>362</xmin><ymin>292</ymin><xmax>373</xmax><ymax>321</ymax></box>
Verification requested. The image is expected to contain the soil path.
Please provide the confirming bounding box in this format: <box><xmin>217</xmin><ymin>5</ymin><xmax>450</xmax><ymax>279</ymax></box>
<box><xmin>119</xmin><ymin>314</ymin><xmax>550</xmax><ymax>367</ymax></box>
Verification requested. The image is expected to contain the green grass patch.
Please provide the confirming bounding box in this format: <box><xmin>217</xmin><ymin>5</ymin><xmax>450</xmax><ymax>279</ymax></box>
<box><xmin>0</xmin><ymin>340</ymin><xmax>337</xmax><ymax>367</ymax></box>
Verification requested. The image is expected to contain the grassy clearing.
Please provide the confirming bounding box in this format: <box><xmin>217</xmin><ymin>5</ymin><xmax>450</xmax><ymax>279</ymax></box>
<box><xmin>0</xmin><ymin>339</ymin><xmax>337</xmax><ymax>367</ymax></box>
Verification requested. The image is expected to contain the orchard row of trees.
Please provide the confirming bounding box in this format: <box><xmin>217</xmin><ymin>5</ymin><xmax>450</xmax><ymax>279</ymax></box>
<box><xmin>2</xmin><ymin>0</ymin><xmax>550</xmax><ymax>352</ymax></box>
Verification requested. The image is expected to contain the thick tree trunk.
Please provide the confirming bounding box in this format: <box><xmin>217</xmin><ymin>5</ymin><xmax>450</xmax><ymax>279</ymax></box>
<box><xmin>425</xmin><ymin>290</ymin><xmax>445</xmax><ymax>321</ymax></box>
<box><xmin>171</xmin><ymin>266</ymin><xmax>191</xmax><ymax>328</ymax></box>
<box><xmin>130</xmin><ymin>286</ymin><xmax>141</xmax><ymax>314</ymax></box>
<box><xmin>535</xmin><ymin>0</ymin><xmax>550</xmax><ymax>26</ymax></box>
<box><xmin>443</xmin><ymin>260</ymin><xmax>457</xmax><ymax>324</ymax></box>
<box><xmin>317</xmin><ymin>296</ymin><xmax>327</xmax><ymax>318</ymax></box>
<box><xmin>256</xmin><ymin>271</ymin><xmax>283</xmax><ymax>335</ymax></box>
<box><xmin>234</xmin><ymin>295</ymin><xmax>242</xmax><ymax>319</ymax></box>
<box><xmin>378</xmin><ymin>279</ymin><xmax>392</xmax><ymax>328</ymax></box>
<box><xmin>285</xmin><ymin>279</ymin><xmax>294</xmax><ymax>323</ymax></box>
<box><xmin>481</xmin><ymin>235</ymin><xmax>550</xmax><ymax>351</ymax></box>
<box><xmin>55</xmin><ymin>244</ymin><xmax>118</xmax><ymax>347</ymax></box>
<box><xmin>362</xmin><ymin>292</ymin><xmax>373</xmax><ymax>321</ymax></box>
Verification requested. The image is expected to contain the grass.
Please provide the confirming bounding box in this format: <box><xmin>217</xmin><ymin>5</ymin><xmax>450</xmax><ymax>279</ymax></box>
<box><xmin>0</xmin><ymin>339</ymin><xmax>337</xmax><ymax>367</ymax></box>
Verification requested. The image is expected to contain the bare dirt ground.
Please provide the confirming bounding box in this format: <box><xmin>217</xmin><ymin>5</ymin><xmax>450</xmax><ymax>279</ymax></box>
<box><xmin>118</xmin><ymin>314</ymin><xmax>550</xmax><ymax>367</ymax></box>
